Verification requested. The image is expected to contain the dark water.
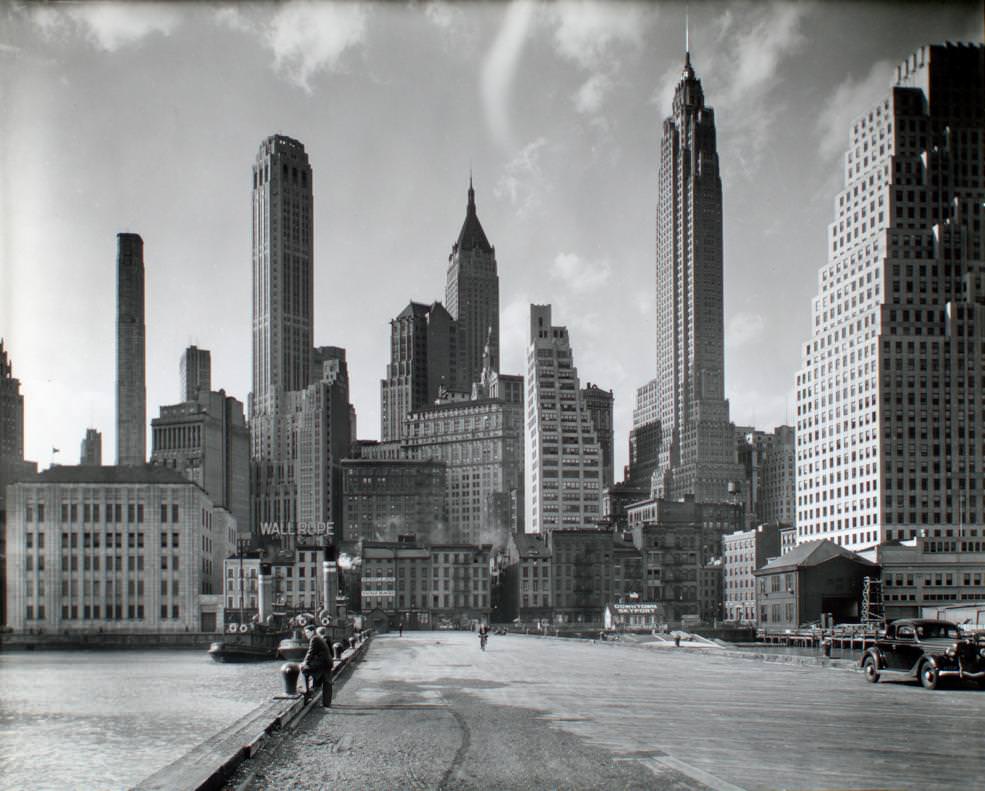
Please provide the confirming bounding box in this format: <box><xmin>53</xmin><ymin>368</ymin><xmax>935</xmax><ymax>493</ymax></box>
<box><xmin>0</xmin><ymin>650</ymin><xmax>285</xmax><ymax>791</ymax></box>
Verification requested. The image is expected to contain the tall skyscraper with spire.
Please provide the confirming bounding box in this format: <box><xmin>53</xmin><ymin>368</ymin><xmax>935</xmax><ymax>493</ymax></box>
<box><xmin>446</xmin><ymin>178</ymin><xmax>499</xmax><ymax>390</ymax></box>
<box><xmin>795</xmin><ymin>43</ymin><xmax>984</xmax><ymax>552</ymax></box>
<box><xmin>653</xmin><ymin>52</ymin><xmax>742</xmax><ymax>504</ymax></box>
<box><xmin>116</xmin><ymin>233</ymin><xmax>146</xmax><ymax>466</ymax></box>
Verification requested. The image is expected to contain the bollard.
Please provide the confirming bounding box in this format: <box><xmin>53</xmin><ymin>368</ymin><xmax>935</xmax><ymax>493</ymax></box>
<box><xmin>333</xmin><ymin>641</ymin><xmax>344</xmax><ymax>660</ymax></box>
<box><xmin>822</xmin><ymin>639</ymin><xmax>832</xmax><ymax>658</ymax></box>
<box><xmin>348</xmin><ymin>636</ymin><xmax>356</xmax><ymax>650</ymax></box>
<box><xmin>281</xmin><ymin>662</ymin><xmax>302</xmax><ymax>696</ymax></box>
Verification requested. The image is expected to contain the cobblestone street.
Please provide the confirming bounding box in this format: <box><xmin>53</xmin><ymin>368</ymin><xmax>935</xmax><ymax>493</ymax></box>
<box><xmin>237</xmin><ymin>632</ymin><xmax>985</xmax><ymax>790</ymax></box>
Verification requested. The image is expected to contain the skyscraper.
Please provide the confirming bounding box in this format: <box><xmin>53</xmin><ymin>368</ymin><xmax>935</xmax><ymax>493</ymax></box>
<box><xmin>581</xmin><ymin>383</ymin><xmax>614</xmax><ymax>489</ymax></box>
<box><xmin>80</xmin><ymin>428</ymin><xmax>102</xmax><ymax>465</ymax></box>
<box><xmin>250</xmin><ymin>135</ymin><xmax>314</xmax><ymax>534</ymax></box>
<box><xmin>180</xmin><ymin>345</ymin><xmax>211</xmax><ymax>402</ymax></box>
<box><xmin>116</xmin><ymin>233</ymin><xmax>146</xmax><ymax>466</ymax></box>
<box><xmin>379</xmin><ymin>301</ymin><xmax>457</xmax><ymax>442</ymax></box>
<box><xmin>252</xmin><ymin>135</ymin><xmax>313</xmax><ymax>404</ymax></box>
<box><xmin>525</xmin><ymin>305</ymin><xmax>603</xmax><ymax>533</ymax></box>
<box><xmin>0</xmin><ymin>340</ymin><xmax>25</xmax><ymax>465</ymax></box>
<box><xmin>653</xmin><ymin>53</ymin><xmax>742</xmax><ymax>503</ymax></box>
<box><xmin>795</xmin><ymin>43</ymin><xmax>984</xmax><ymax>552</ymax></box>
<box><xmin>446</xmin><ymin>178</ymin><xmax>499</xmax><ymax>390</ymax></box>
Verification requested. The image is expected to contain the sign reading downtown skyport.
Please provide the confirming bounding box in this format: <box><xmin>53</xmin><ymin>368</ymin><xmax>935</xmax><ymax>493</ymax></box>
<box><xmin>259</xmin><ymin>521</ymin><xmax>333</xmax><ymax>538</ymax></box>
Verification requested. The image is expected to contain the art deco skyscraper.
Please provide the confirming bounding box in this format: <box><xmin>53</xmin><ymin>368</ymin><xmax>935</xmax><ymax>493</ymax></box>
<box><xmin>525</xmin><ymin>305</ymin><xmax>603</xmax><ymax>533</ymax></box>
<box><xmin>180</xmin><ymin>345</ymin><xmax>211</xmax><ymax>402</ymax></box>
<box><xmin>653</xmin><ymin>54</ymin><xmax>742</xmax><ymax>503</ymax></box>
<box><xmin>116</xmin><ymin>233</ymin><xmax>146</xmax><ymax>466</ymax></box>
<box><xmin>252</xmin><ymin>135</ymin><xmax>313</xmax><ymax>406</ymax></box>
<box><xmin>795</xmin><ymin>43</ymin><xmax>984</xmax><ymax>552</ymax></box>
<box><xmin>251</xmin><ymin>135</ymin><xmax>314</xmax><ymax>530</ymax></box>
<box><xmin>446</xmin><ymin>178</ymin><xmax>499</xmax><ymax>390</ymax></box>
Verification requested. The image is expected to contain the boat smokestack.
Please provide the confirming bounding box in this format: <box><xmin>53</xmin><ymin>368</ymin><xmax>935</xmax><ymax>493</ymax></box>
<box><xmin>323</xmin><ymin>545</ymin><xmax>338</xmax><ymax>620</ymax></box>
<box><xmin>258</xmin><ymin>562</ymin><xmax>273</xmax><ymax>623</ymax></box>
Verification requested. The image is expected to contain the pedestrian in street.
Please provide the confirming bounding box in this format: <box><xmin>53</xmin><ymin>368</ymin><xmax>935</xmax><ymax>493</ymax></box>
<box><xmin>301</xmin><ymin>623</ymin><xmax>334</xmax><ymax>707</ymax></box>
<box><xmin>399</xmin><ymin>621</ymin><xmax>404</xmax><ymax>637</ymax></box>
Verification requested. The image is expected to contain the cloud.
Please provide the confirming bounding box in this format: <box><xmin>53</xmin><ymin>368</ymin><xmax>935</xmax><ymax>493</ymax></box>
<box><xmin>424</xmin><ymin>1</ymin><xmax>465</xmax><ymax>31</ymax></box>
<box><xmin>480</xmin><ymin>0</ymin><xmax>535</xmax><ymax>149</ymax></box>
<box><xmin>550</xmin><ymin>252</ymin><xmax>612</xmax><ymax>294</ymax></box>
<box><xmin>265</xmin><ymin>2</ymin><xmax>368</xmax><ymax>92</ymax></box>
<box><xmin>552</xmin><ymin>1</ymin><xmax>643</xmax><ymax>71</ymax></box>
<box><xmin>816</xmin><ymin>59</ymin><xmax>892</xmax><ymax>160</ymax></box>
<box><xmin>29</xmin><ymin>2</ymin><xmax>182</xmax><ymax>51</ymax></box>
<box><xmin>494</xmin><ymin>137</ymin><xmax>550</xmax><ymax>217</ymax></box>
<box><xmin>727</xmin><ymin>312</ymin><xmax>766</xmax><ymax>349</ymax></box>
<box><xmin>552</xmin><ymin>0</ymin><xmax>646</xmax><ymax>116</ymax></box>
<box><xmin>688</xmin><ymin>2</ymin><xmax>811</xmax><ymax>178</ymax></box>
<box><xmin>574</xmin><ymin>73</ymin><xmax>613</xmax><ymax>115</ymax></box>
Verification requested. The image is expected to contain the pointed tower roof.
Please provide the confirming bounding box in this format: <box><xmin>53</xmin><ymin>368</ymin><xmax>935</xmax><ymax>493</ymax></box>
<box><xmin>454</xmin><ymin>176</ymin><xmax>494</xmax><ymax>254</ymax></box>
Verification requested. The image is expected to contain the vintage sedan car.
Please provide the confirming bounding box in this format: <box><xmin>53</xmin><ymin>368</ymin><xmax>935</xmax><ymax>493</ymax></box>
<box><xmin>860</xmin><ymin>619</ymin><xmax>985</xmax><ymax>689</ymax></box>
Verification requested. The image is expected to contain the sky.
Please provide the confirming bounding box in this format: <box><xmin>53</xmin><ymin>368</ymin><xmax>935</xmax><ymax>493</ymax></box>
<box><xmin>2</xmin><ymin>0</ymin><xmax>982</xmax><ymax>475</ymax></box>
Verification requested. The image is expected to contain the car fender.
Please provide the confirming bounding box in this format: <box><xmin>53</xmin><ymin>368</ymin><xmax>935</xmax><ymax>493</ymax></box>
<box><xmin>861</xmin><ymin>647</ymin><xmax>885</xmax><ymax>670</ymax></box>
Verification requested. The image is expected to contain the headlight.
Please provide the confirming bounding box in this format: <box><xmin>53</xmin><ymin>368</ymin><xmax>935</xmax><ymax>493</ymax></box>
<box><xmin>946</xmin><ymin>646</ymin><xmax>957</xmax><ymax>658</ymax></box>
<box><xmin>980</xmin><ymin>648</ymin><xmax>985</xmax><ymax>658</ymax></box>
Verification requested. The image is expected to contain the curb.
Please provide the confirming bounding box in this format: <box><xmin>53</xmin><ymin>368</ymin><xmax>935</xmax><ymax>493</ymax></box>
<box><xmin>132</xmin><ymin>636</ymin><xmax>372</xmax><ymax>791</ymax></box>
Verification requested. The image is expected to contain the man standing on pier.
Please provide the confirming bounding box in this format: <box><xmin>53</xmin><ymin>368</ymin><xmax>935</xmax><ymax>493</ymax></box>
<box><xmin>301</xmin><ymin>624</ymin><xmax>334</xmax><ymax>708</ymax></box>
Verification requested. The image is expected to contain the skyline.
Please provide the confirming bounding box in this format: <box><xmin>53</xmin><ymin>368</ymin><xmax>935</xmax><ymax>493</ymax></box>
<box><xmin>2</xmin><ymin>1</ymin><xmax>983</xmax><ymax>474</ymax></box>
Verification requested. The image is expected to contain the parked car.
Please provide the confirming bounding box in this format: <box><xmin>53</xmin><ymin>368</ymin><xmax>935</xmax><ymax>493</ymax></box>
<box><xmin>860</xmin><ymin>619</ymin><xmax>985</xmax><ymax>689</ymax></box>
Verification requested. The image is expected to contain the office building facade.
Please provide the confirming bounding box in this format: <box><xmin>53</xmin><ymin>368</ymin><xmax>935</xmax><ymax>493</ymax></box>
<box><xmin>5</xmin><ymin>465</ymin><xmax>235</xmax><ymax>633</ymax></box>
<box><xmin>653</xmin><ymin>54</ymin><xmax>742</xmax><ymax>503</ymax></box>
<box><xmin>80</xmin><ymin>429</ymin><xmax>102</xmax><ymax>466</ymax></box>
<box><xmin>795</xmin><ymin>43</ymin><xmax>985</xmax><ymax>551</ymax></box>
<box><xmin>525</xmin><ymin>305</ymin><xmax>603</xmax><ymax>533</ymax></box>
<box><xmin>445</xmin><ymin>179</ymin><xmax>499</xmax><ymax>390</ymax></box>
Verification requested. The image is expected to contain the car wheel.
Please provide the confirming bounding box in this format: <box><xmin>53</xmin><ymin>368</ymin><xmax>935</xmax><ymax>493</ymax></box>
<box><xmin>919</xmin><ymin>661</ymin><xmax>939</xmax><ymax>690</ymax></box>
<box><xmin>862</xmin><ymin>655</ymin><xmax>880</xmax><ymax>684</ymax></box>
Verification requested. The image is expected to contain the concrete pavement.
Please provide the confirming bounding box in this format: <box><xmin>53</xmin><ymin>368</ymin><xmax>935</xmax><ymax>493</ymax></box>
<box><xmin>232</xmin><ymin>631</ymin><xmax>985</xmax><ymax>790</ymax></box>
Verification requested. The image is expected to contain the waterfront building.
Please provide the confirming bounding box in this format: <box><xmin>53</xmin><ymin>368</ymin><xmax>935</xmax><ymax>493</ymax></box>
<box><xmin>500</xmin><ymin>531</ymin><xmax>553</xmax><ymax>624</ymax></box>
<box><xmin>549</xmin><ymin>528</ymin><xmax>614</xmax><ymax>624</ymax></box>
<box><xmin>429</xmin><ymin>542</ymin><xmax>492</xmax><ymax>622</ymax></box>
<box><xmin>5</xmin><ymin>465</ymin><xmax>236</xmax><ymax>633</ymax></box>
<box><xmin>445</xmin><ymin>178</ymin><xmax>499</xmax><ymax>390</ymax></box>
<box><xmin>1</xmin><ymin>341</ymin><xmax>38</xmax><ymax>625</ymax></box>
<box><xmin>150</xmin><ymin>389</ymin><xmax>250</xmax><ymax>538</ymax></box>
<box><xmin>360</xmin><ymin>540</ymin><xmax>432</xmax><ymax>627</ymax></box>
<box><xmin>339</xmin><ymin>459</ymin><xmax>447</xmax><ymax>551</ymax></box>
<box><xmin>116</xmin><ymin>233</ymin><xmax>146</xmax><ymax>466</ymax></box>
<box><xmin>795</xmin><ymin>43</ymin><xmax>985</xmax><ymax>551</ymax></box>
<box><xmin>653</xmin><ymin>53</ymin><xmax>743</xmax><ymax>504</ymax></box>
<box><xmin>878</xmin><ymin>533</ymin><xmax>985</xmax><ymax>621</ymax></box>
<box><xmin>222</xmin><ymin>546</ymin><xmax>326</xmax><ymax>624</ymax></box>
<box><xmin>402</xmin><ymin>348</ymin><xmax>524</xmax><ymax>547</ymax></box>
<box><xmin>80</xmin><ymin>429</ymin><xmax>102</xmax><ymax>466</ymax></box>
<box><xmin>525</xmin><ymin>305</ymin><xmax>603</xmax><ymax>533</ymax></box>
<box><xmin>627</xmin><ymin>497</ymin><xmax>743</xmax><ymax>624</ymax></box>
<box><xmin>582</xmin><ymin>384</ymin><xmax>615</xmax><ymax>489</ymax></box>
<box><xmin>356</xmin><ymin>539</ymin><xmax>491</xmax><ymax>628</ymax></box>
<box><xmin>723</xmin><ymin>522</ymin><xmax>783</xmax><ymax>623</ymax></box>
<box><xmin>180</xmin><ymin>345</ymin><xmax>211</xmax><ymax>402</ymax></box>
<box><xmin>753</xmin><ymin>540</ymin><xmax>879</xmax><ymax>631</ymax></box>
<box><xmin>380</xmin><ymin>301</ymin><xmax>458</xmax><ymax>442</ymax></box>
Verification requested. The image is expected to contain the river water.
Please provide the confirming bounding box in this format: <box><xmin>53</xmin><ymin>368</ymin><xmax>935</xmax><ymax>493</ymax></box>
<box><xmin>0</xmin><ymin>650</ymin><xmax>286</xmax><ymax>791</ymax></box>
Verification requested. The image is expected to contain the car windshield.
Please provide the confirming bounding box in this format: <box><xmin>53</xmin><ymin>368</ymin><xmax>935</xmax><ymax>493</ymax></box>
<box><xmin>915</xmin><ymin>623</ymin><xmax>961</xmax><ymax>639</ymax></box>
